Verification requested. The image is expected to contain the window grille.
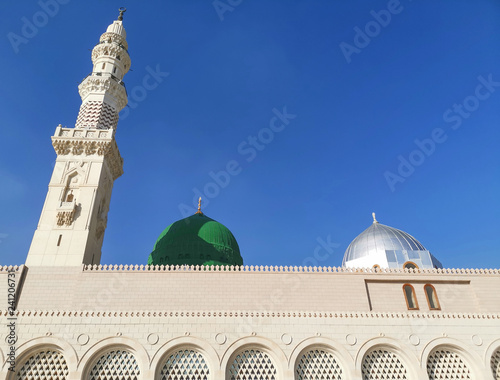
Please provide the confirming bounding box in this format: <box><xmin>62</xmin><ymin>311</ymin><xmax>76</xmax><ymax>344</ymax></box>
<box><xmin>16</xmin><ymin>350</ymin><xmax>69</xmax><ymax>380</ymax></box>
<box><xmin>491</xmin><ymin>349</ymin><xmax>500</xmax><ymax>380</ymax></box>
<box><xmin>362</xmin><ymin>349</ymin><xmax>408</xmax><ymax>380</ymax></box>
<box><xmin>427</xmin><ymin>349</ymin><xmax>471</xmax><ymax>379</ymax></box>
<box><xmin>88</xmin><ymin>349</ymin><xmax>140</xmax><ymax>380</ymax></box>
<box><xmin>295</xmin><ymin>349</ymin><xmax>343</xmax><ymax>379</ymax></box>
<box><xmin>160</xmin><ymin>349</ymin><xmax>210</xmax><ymax>380</ymax></box>
<box><xmin>228</xmin><ymin>349</ymin><xmax>276</xmax><ymax>380</ymax></box>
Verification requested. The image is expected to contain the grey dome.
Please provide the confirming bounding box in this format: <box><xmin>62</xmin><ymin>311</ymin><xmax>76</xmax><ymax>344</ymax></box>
<box><xmin>342</xmin><ymin>222</ymin><xmax>425</xmax><ymax>265</ymax></box>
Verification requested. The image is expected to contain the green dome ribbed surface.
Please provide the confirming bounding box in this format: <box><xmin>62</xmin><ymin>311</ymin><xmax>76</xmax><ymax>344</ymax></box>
<box><xmin>148</xmin><ymin>213</ymin><xmax>243</xmax><ymax>267</ymax></box>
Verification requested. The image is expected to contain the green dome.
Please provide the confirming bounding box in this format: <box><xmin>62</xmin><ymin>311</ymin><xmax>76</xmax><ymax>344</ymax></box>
<box><xmin>148</xmin><ymin>212</ymin><xmax>243</xmax><ymax>267</ymax></box>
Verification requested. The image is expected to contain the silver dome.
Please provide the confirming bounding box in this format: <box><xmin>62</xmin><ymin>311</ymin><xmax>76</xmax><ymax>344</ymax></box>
<box><xmin>341</xmin><ymin>213</ymin><xmax>439</xmax><ymax>269</ymax></box>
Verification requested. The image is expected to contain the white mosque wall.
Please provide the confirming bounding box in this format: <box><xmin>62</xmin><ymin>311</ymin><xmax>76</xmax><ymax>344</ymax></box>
<box><xmin>1</xmin><ymin>265</ymin><xmax>499</xmax><ymax>379</ymax></box>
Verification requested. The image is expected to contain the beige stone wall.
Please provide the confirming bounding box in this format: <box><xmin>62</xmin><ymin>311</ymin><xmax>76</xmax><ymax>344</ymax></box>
<box><xmin>9</xmin><ymin>266</ymin><xmax>500</xmax><ymax>313</ymax></box>
<box><xmin>0</xmin><ymin>265</ymin><xmax>499</xmax><ymax>379</ymax></box>
<box><xmin>0</xmin><ymin>310</ymin><xmax>499</xmax><ymax>379</ymax></box>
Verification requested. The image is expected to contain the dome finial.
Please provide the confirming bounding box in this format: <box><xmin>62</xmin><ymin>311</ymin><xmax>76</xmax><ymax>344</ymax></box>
<box><xmin>195</xmin><ymin>197</ymin><xmax>203</xmax><ymax>215</ymax></box>
<box><xmin>118</xmin><ymin>7</ymin><xmax>126</xmax><ymax>21</ymax></box>
<box><xmin>372</xmin><ymin>212</ymin><xmax>378</xmax><ymax>224</ymax></box>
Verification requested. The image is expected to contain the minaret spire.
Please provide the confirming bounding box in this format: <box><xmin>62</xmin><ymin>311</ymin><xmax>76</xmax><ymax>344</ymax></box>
<box><xmin>26</xmin><ymin>14</ymin><xmax>131</xmax><ymax>267</ymax></box>
<box><xmin>75</xmin><ymin>12</ymin><xmax>130</xmax><ymax>131</ymax></box>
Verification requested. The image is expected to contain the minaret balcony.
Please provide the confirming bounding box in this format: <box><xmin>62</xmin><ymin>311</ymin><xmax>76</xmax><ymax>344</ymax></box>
<box><xmin>54</xmin><ymin>125</ymin><xmax>114</xmax><ymax>139</ymax></box>
<box><xmin>58</xmin><ymin>200</ymin><xmax>77</xmax><ymax>211</ymax></box>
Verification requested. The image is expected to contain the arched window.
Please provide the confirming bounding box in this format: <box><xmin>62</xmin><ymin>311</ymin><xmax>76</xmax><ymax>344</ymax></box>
<box><xmin>228</xmin><ymin>349</ymin><xmax>276</xmax><ymax>380</ymax></box>
<box><xmin>424</xmin><ymin>284</ymin><xmax>440</xmax><ymax>310</ymax></box>
<box><xmin>491</xmin><ymin>349</ymin><xmax>500</xmax><ymax>380</ymax></box>
<box><xmin>295</xmin><ymin>349</ymin><xmax>343</xmax><ymax>379</ymax></box>
<box><xmin>159</xmin><ymin>349</ymin><xmax>210</xmax><ymax>380</ymax></box>
<box><xmin>427</xmin><ymin>349</ymin><xmax>472</xmax><ymax>379</ymax></box>
<box><xmin>88</xmin><ymin>349</ymin><xmax>140</xmax><ymax>380</ymax></box>
<box><xmin>362</xmin><ymin>348</ymin><xmax>408</xmax><ymax>379</ymax></box>
<box><xmin>403</xmin><ymin>284</ymin><xmax>419</xmax><ymax>310</ymax></box>
<box><xmin>403</xmin><ymin>261</ymin><xmax>418</xmax><ymax>270</ymax></box>
<box><xmin>16</xmin><ymin>350</ymin><xmax>69</xmax><ymax>380</ymax></box>
<box><xmin>372</xmin><ymin>264</ymin><xmax>381</xmax><ymax>271</ymax></box>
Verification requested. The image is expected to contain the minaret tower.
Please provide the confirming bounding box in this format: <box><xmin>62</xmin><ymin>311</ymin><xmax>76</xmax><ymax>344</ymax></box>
<box><xmin>26</xmin><ymin>9</ymin><xmax>131</xmax><ymax>266</ymax></box>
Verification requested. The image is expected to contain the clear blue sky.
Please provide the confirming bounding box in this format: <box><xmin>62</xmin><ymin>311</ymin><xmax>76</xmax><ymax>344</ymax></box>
<box><xmin>0</xmin><ymin>1</ymin><xmax>499</xmax><ymax>269</ymax></box>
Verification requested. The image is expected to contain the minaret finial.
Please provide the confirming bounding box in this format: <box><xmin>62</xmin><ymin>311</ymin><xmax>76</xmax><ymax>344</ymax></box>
<box><xmin>118</xmin><ymin>7</ymin><xmax>126</xmax><ymax>21</ymax></box>
<box><xmin>372</xmin><ymin>212</ymin><xmax>378</xmax><ymax>224</ymax></box>
<box><xmin>196</xmin><ymin>197</ymin><xmax>203</xmax><ymax>214</ymax></box>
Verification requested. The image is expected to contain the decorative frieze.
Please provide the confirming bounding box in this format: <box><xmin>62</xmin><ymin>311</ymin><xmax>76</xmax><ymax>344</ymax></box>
<box><xmin>80</xmin><ymin>263</ymin><xmax>500</xmax><ymax>275</ymax></box>
<box><xmin>2</xmin><ymin>309</ymin><xmax>499</xmax><ymax>320</ymax></box>
<box><xmin>78</xmin><ymin>76</ymin><xmax>127</xmax><ymax>111</ymax></box>
<box><xmin>51</xmin><ymin>138</ymin><xmax>123</xmax><ymax>180</ymax></box>
<box><xmin>91</xmin><ymin>43</ymin><xmax>131</xmax><ymax>73</ymax></box>
<box><xmin>99</xmin><ymin>31</ymin><xmax>128</xmax><ymax>50</ymax></box>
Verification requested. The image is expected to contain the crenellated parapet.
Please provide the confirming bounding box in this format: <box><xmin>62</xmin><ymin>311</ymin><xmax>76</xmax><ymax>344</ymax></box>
<box><xmin>80</xmin><ymin>263</ymin><xmax>500</xmax><ymax>275</ymax></box>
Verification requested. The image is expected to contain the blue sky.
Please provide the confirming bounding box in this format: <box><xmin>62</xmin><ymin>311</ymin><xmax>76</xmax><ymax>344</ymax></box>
<box><xmin>0</xmin><ymin>0</ymin><xmax>499</xmax><ymax>269</ymax></box>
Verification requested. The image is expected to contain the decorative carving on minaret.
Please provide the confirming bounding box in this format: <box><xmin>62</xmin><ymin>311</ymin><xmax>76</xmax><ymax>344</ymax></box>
<box><xmin>27</xmin><ymin>11</ymin><xmax>130</xmax><ymax>266</ymax></box>
<box><xmin>56</xmin><ymin>207</ymin><xmax>76</xmax><ymax>226</ymax></box>
<box><xmin>75</xmin><ymin>11</ymin><xmax>130</xmax><ymax>131</ymax></box>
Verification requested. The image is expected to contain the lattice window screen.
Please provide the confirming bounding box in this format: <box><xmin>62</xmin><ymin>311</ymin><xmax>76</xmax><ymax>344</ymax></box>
<box><xmin>361</xmin><ymin>349</ymin><xmax>408</xmax><ymax>380</ymax></box>
<box><xmin>88</xmin><ymin>349</ymin><xmax>140</xmax><ymax>380</ymax></box>
<box><xmin>295</xmin><ymin>349</ymin><xmax>343</xmax><ymax>380</ymax></box>
<box><xmin>16</xmin><ymin>350</ymin><xmax>69</xmax><ymax>380</ymax></box>
<box><xmin>160</xmin><ymin>349</ymin><xmax>210</xmax><ymax>380</ymax></box>
<box><xmin>427</xmin><ymin>349</ymin><xmax>471</xmax><ymax>379</ymax></box>
<box><xmin>492</xmin><ymin>349</ymin><xmax>500</xmax><ymax>380</ymax></box>
<box><xmin>228</xmin><ymin>349</ymin><xmax>277</xmax><ymax>380</ymax></box>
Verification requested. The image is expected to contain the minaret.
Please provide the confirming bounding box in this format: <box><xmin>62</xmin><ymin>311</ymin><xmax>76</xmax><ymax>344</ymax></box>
<box><xmin>26</xmin><ymin>9</ymin><xmax>130</xmax><ymax>266</ymax></box>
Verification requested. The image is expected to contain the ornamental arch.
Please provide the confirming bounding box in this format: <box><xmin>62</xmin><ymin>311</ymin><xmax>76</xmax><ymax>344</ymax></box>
<box><xmin>356</xmin><ymin>337</ymin><xmax>424</xmax><ymax>379</ymax></box>
<box><xmin>289</xmin><ymin>337</ymin><xmax>355</xmax><ymax>379</ymax></box>
<box><xmin>80</xmin><ymin>336</ymin><xmax>149</xmax><ymax>380</ymax></box>
<box><xmin>491</xmin><ymin>348</ymin><xmax>500</xmax><ymax>380</ymax></box>
<box><xmin>150</xmin><ymin>337</ymin><xmax>219</xmax><ymax>380</ymax></box>
<box><xmin>222</xmin><ymin>336</ymin><xmax>286</xmax><ymax>380</ymax></box>
<box><xmin>421</xmin><ymin>338</ymin><xmax>482</xmax><ymax>380</ymax></box>
<box><xmin>486</xmin><ymin>340</ymin><xmax>500</xmax><ymax>380</ymax></box>
<box><xmin>5</xmin><ymin>337</ymin><xmax>77</xmax><ymax>380</ymax></box>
